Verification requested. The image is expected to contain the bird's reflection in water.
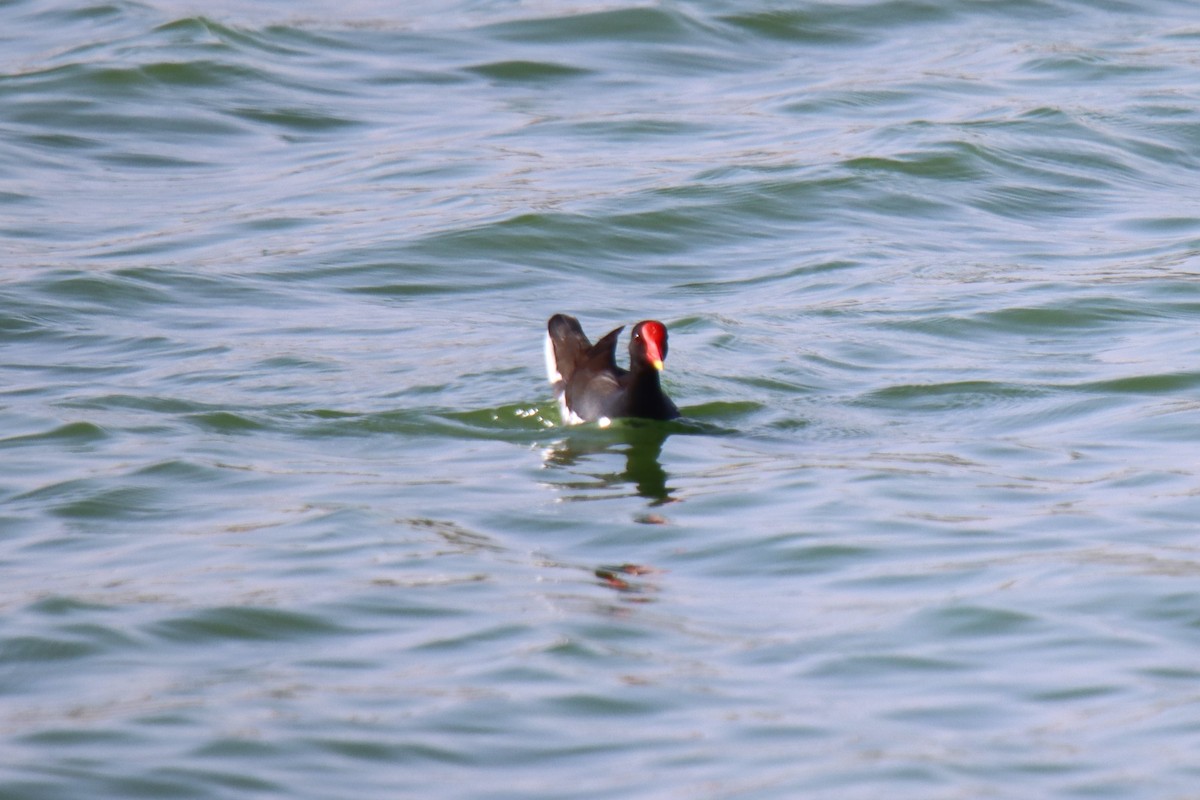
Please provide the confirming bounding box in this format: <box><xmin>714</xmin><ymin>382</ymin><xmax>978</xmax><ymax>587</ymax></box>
<box><xmin>541</xmin><ymin>421</ymin><xmax>679</xmax><ymax>595</ymax></box>
<box><xmin>541</xmin><ymin>420</ymin><xmax>676</xmax><ymax>505</ymax></box>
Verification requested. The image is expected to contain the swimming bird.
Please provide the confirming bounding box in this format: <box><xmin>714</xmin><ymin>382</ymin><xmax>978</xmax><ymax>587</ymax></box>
<box><xmin>545</xmin><ymin>313</ymin><xmax>680</xmax><ymax>425</ymax></box>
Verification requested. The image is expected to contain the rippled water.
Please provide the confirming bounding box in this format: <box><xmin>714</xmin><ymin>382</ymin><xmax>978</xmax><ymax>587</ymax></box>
<box><xmin>3</xmin><ymin>0</ymin><xmax>1200</xmax><ymax>797</ymax></box>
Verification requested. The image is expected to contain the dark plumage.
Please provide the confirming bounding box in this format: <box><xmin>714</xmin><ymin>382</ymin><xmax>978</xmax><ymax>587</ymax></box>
<box><xmin>545</xmin><ymin>314</ymin><xmax>680</xmax><ymax>424</ymax></box>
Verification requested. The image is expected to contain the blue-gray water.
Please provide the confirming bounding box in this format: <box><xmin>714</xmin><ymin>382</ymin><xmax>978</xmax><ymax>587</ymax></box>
<box><xmin>3</xmin><ymin>1</ymin><xmax>1200</xmax><ymax>797</ymax></box>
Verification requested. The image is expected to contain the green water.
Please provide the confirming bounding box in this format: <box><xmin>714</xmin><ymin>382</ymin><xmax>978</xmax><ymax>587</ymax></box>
<box><xmin>3</xmin><ymin>1</ymin><xmax>1200</xmax><ymax>797</ymax></box>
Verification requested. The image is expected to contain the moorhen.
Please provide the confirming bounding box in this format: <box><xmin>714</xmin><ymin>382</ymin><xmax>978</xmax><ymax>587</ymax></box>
<box><xmin>545</xmin><ymin>313</ymin><xmax>681</xmax><ymax>425</ymax></box>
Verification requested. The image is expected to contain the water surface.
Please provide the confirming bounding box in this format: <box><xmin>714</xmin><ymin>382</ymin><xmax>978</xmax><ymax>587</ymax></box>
<box><xmin>3</xmin><ymin>0</ymin><xmax>1200</xmax><ymax>797</ymax></box>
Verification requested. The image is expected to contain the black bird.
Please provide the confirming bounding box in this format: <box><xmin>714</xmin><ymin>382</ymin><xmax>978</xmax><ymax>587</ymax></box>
<box><xmin>545</xmin><ymin>314</ymin><xmax>680</xmax><ymax>425</ymax></box>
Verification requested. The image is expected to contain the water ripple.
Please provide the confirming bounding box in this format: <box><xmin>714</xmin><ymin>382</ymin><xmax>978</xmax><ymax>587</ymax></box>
<box><xmin>4</xmin><ymin>1</ymin><xmax>1200</xmax><ymax>798</ymax></box>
